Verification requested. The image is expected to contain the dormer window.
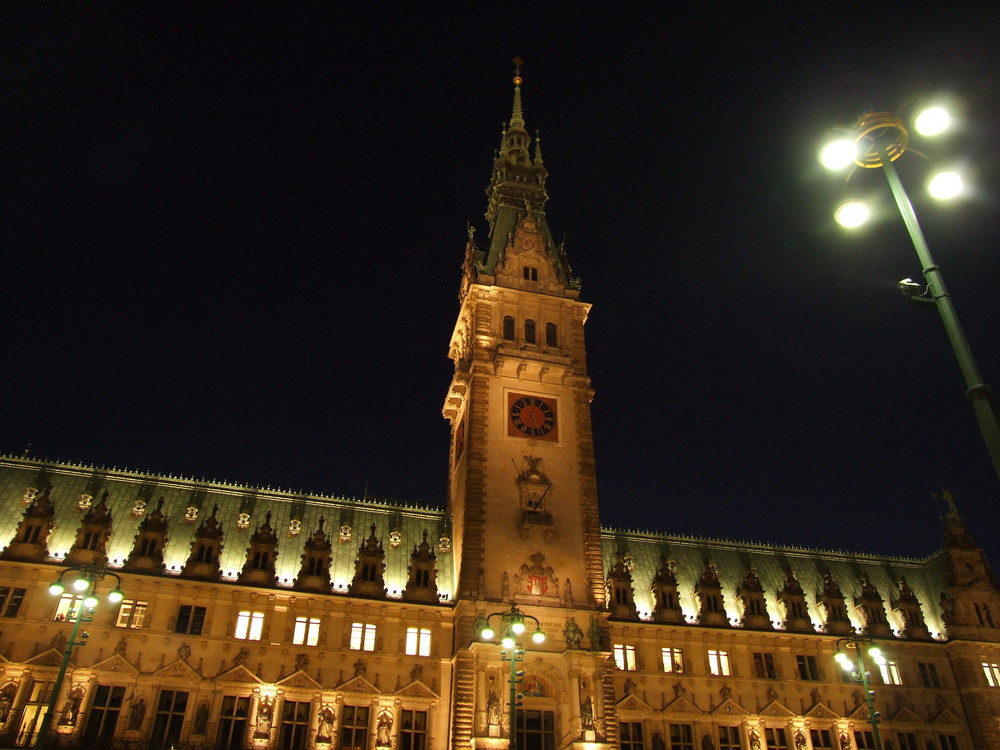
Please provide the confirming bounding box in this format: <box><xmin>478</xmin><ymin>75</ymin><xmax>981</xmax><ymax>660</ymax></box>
<box><xmin>523</xmin><ymin>266</ymin><xmax>538</xmax><ymax>281</ymax></box>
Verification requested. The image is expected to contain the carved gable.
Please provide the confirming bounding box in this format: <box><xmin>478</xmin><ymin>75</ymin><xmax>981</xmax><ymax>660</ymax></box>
<box><xmin>760</xmin><ymin>701</ymin><xmax>795</xmax><ymax>718</ymax></box>
<box><xmin>216</xmin><ymin>665</ymin><xmax>263</xmax><ymax>685</ymax></box>
<box><xmin>663</xmin><ymin>696</ymin><xmax>702</xmax><ymax>715</ymax></box>
<box><xmin>90</xmin><ymin>653</ymin><xmax>140</xmax><ymax>677</ymax></box>
<box><xmin>24</xmin><ymin>649</ymin><xmax>62</xmax><ymax>668</ymax></box>
<box><xmin>890</xmin><ymin>707</ymin><xmax>925</xmax><ymax>724</ymax></box>
<box><xmin>805</xmin><ymin>702</ymin><xmax>841</xmax><ymax>719</ymax></box>
<box><xmin>276</xmin><ymin>669</ymin><xmax>323</xmax><ymax>690</ymax></box>
<box><xmin>394</xmin><ymin>680</ymin><xmax>438</xmax><ymax>699</ymax></box>
<box><xmin>153</xmin><ymin>659</ymin><xmax>201</xmax><ymax>680</ymax></box>
<box><xmin>337</xmin><ymin>675</ymin><xmax>380</xmax><ymax>695</ymax></box>
<box><xmin>711</xmin><ymin>698</ymin><xmax>749</xmax><ymax>716</ymax></box>
<box><xmin>615</xmin><ymin>694</ymin><xmax>652</xmax><ymax>713</ymax></box>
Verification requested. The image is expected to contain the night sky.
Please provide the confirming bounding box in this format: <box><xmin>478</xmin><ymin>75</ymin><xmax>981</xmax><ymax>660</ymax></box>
<box><xmin>5</xmin><ymin>6</ymin><xmax>1000</xmax><ymax>566</ymax></box>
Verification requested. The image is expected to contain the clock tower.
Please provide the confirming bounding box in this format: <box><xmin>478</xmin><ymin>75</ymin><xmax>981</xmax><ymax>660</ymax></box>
<box><xmin>443</xmin><ymin>65</ymin><xmax>605</xmax><ymax>614</ymax></box>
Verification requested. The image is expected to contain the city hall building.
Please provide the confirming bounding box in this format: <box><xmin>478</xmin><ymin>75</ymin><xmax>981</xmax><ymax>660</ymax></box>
<box><xmin>0</xmin><ymin>72</ymin><xmax>997</xmax><ymax>750</ymax></box>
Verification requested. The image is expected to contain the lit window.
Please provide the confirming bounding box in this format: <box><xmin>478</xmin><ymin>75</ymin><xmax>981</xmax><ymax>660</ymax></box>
<box><xmin>879</xmin><ymin>660</ymin><xmax>902</xmax><ymax>686</ymax></box>
<box><xmin>234</xmin><ymin>611</ymin><xmax>264</xmax><ymax>641</ymax></box>
<box><xmin>350</xmin><ymin>622</ymin><xmax>377</xmax><ymax>652</ymax></box>
<box><xmin>796</xmin><ymin>654</ymin><xmax>820</xmax><ymax>681</ymax></box>
<box><xmin>115</xmin><ymin>600</ymin><xmax>148</xmax><ymax>629</ymax></box>
<box><xmin>53</xmin><ymin>594</ymin><xmax>86</xmax><ymax>622</ymax></box>
<box><xmin>613</xmin><ymin>644</ymin><xmax>637</xmax><ymax>671</ymax></box>
<box><xmin>293</xmin><ymin>617</ymin><xmax>320</xmax><ymax>646</ymax></box>
<box><xmin>661</xmin><ymin>647</ymin><xmax>684</xmax><ymax>674</ymax></box>
<box><xmin>983</xmin><ymin>662</ymin><xmax>1000</xmax><ymax>687</ymax></box>
<box><xmin>405</xmin><ymin>627</ymin><xmax>431</xmax><ymax>657</ymax></box>
<box><xmin>0</xmin><ymin>587</ymin><xmax>26</xmax><ymax>617</ymax></box>
<box><xmin>708</xmin><ymin>650</ymin><xmax>731</xmax><ymax>676</ymax></box>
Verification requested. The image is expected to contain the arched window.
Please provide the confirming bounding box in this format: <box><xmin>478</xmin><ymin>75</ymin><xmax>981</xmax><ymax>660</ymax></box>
<box><xmin>503</xmin><ymin>316</ymin><xmax>515</xmax><ymax>340</ymax></box>
<box><xmin>545</xmin><ymin>322</ymin><xmax>557</xmax><ymax>347</ymax></box>
<box><xmin>524</xmin><ymin>319</ymin><xmax>536</xmax><ymax>344</ymax></box>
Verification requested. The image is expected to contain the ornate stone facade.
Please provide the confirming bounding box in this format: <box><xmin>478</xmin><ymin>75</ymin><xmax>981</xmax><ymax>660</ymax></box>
<box><xmin>0</xmin><ymin>70</ymin><xmax>995</xmax><ymax>750</ymax></box>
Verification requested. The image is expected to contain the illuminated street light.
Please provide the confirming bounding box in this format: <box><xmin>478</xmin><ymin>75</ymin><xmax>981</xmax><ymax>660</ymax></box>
<box><xmin>820</xmin><ymin>107</ymin><xmax>1000</xmax><ymax>485</ymax></box>
<box><xmin>477</xmin><ymin>604</ymin><xmax>546</xmax><ymax>750</ymax></box>
<box><xmin>835</xmin><ymin>637</ymin><xmax>886</xmax><ymax>750</ymax></box>
<box><xmin>834</xmin><ymin>199</ymin><xmax>870</xmax><ymax>229</ymax></box>
<box><xmin>35</xmin><ymin>565</ymin><xmax>125</xmax><ymax>750</ymax></box>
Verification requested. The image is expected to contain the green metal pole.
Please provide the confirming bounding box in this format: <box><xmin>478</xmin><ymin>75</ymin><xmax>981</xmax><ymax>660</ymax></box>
<box><xmin>508</xmin><ymin>646</ymin><xmax>518</xmax><ymax>750</ymax></box>
<box><xmin>880</xmin><ymin>152</ymin><xmax>1000</xmax><ymax>484</ymax></box>
<box><xmin>854</xmin><ymin>644</ymin><xmax>884</xmax><ymax>750</ymax></box>
<box><xmin>34</xmin><ymin>594</ymin><xmax>88</xmax><ymax>750</ymax></box>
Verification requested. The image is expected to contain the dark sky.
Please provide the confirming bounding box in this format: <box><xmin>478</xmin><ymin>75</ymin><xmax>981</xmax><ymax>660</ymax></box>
<box><xmin>5</xmin><ymin>5</ymin><xmax>1000</xmax><ymax>566</ymax></box>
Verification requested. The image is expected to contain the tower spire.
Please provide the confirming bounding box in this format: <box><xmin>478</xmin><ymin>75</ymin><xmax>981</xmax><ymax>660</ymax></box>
<box><xmin>510</xmin><ymin>57</ymin><xmax>525</xmax><ymax>129</ymax></box>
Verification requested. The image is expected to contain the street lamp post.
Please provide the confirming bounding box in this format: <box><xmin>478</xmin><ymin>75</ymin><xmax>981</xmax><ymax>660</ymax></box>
<box><xmin>477</xmin><ymin>605</ymin><xmax>546</xmax><ymax>750</ymax></box>
<box><xmin>834</xmin><ymin>636</ymin><xmax>886</xmax><ymax>750</ymax></box>
<box><xmin>35</xmin><ymin>565</ymin><xmax>124</xmax><ymax>750</ymax></box>
<box><xmin>821</xmin><ymin>110</ymin><xmax>1000</xmax><ymax>485</ymax></box>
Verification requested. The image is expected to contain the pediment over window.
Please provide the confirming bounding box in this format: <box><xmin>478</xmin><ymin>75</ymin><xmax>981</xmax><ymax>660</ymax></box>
<box><xmin>337</xmin><ymin>675</ymin><xmax>380</xmax><ymax>695</ymax></box>
<box><xmin>711</xmin><ymin>698</ymin><xmax>749</xmax><ymax>716</ymax></box>
<box><xmin>890</xmin><ymin>707</ymin><xmax>924</xmax><ymax>724</ymax></box>
<box><xmin>759</xmin><ymin>700</ymin><xmax>795</xmax><ymax>718</ymax></box>
<box><xmin>216</xmin><ymin>665</ymin><xmax>263</xmax><ymax>685</ymax></box>
<box><xmin>153</xmin><ymin>659</ymin><xmax>201</xmax><ymax>680</ymax></box>
<box><xmin>393</xmin><ymin>680</ymin><xmax>438</xmax><ymax>699</ymax></box>
<box><xmin>804</xmin><ymin>702</ymin><xmax>840</xmax><ymax>719</ymax></box>
<box><xmin>24</xmin><ymin>649</ymin><xmax>62</xmax><ymax>668</ymax></box>
<box><xmin>277</xmin><ymin>669</ymin><xmax>323</xmax><ymax>690</ymax></box>
<box><xmin>663</xmin><ymin>696</ymin><xmax>702</xmax><ymax>715</ymax></box>
<box><xmin>931</xmin><ymin>707</ymin><xmax>962</xmax><ymax>725</ymax></box>
<box><xmin>89</xmin><ymin>653</ymin><xmax>140</xmax><ymax>677</ymax></box>
<box><xmin>615</xmin><ymin>694</ymin><xmax>652</xmax><ymax>712</ymax></box>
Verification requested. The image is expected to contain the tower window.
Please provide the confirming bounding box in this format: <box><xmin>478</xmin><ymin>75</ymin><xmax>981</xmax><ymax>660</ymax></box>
<box><xmin>523</xmin><ymin>266</ymin><xmax>538</xmax><ymax>281</ymax></box>
<box><xmin>502</xmin><ymin>316</ymin><xmax>515</xmax><ymax>340</ymax></box>
<box><xmin>524</xmin><ymin>319</ymin><xmax>536</xmax><ymax>344</ymax></box>
<box><xmin>545</xmin><ymin>322</ymin><xmax>557</xmax><ymax>347</ymax></box>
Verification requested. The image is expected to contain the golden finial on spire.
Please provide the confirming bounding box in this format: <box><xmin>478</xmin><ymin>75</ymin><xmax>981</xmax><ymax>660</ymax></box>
<box><xmin>512</xmin><ymin>56</ymin><xmax>523</xmax><ymax>85</ymax></box>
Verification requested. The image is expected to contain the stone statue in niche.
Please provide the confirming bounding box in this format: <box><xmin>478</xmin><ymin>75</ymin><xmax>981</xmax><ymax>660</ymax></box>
<box><xmin>128</xmin><ymin>697</ymin><xmax>146</xmax><ymax>730</ymax></box>
<box><xmin>580</xmin><ymin>696</ymin><xmax>594</xmax><ymax>729</ymax></box>
<box><xmin>58</xmin><ymin>686</ymin><xmax>84</xmax><ymax>726</ymax></box>
<box><xmin>316</xmin><ymin>708</ymin><xmax>335</xmax><ymax>742</ymax></box>
<box><xmin>194</xmin><ymin>701</ymin><xmax>210</xmax><ymax>735</ymax></box>
<box><xmin>588</xmin><ymin>617</ymin><xmax>606</xmax><ymax>651</ymax></box>
<box><xmin>0</xmin><ymin>684</ymin><xmax>14</xmax><ymax>724</ymax></box>
<box><xmin>486</xmin><ymin>691</ymin><xmax>501</xmax><ymax>728</ymax></box>
<box><xmin>255</xmin><ymin>696</ymin><xmax>273</xmax><ymax>738</ymax></box>
<box><xmin>376</xmin><ymin>709</ymin><xmax>393</xmax><ymax>746</ymax></box>
<box><xmin>563</xmin><ymin>618</ymin><xmax>583</xmax><ymax>648</ymax></box>
<box><xmin>177</xmin><ymin>642</ymin><xmax>191</xmax><ymax>661</ymax></box>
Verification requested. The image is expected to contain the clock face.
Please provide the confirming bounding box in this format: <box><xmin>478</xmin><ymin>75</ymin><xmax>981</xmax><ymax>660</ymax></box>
<box><xmin>508</xmin><ymin>394</ymin><xmax>558</xmax><ymax>441</ymax></box>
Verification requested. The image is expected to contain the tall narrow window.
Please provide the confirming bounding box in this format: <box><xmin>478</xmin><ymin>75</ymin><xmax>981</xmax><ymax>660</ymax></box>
<box><xmin>753</xmin><ymin>652</ymin><xmax>776</xmax><ymax>679</ymax></box>
<box><xmin>503</xmin><ymin>316</ymin><xmax>515</xmax><ymax>341</ymax></box>
<box><xmin>918</xmin><ymin>662</ymin><xmax>940</xmax><ymax>687</ymax></box>
<box><xmin>0</xmin><ymin>587</ymin><xmax>25</xmax><ymax>617</ymax></box>
<box><xmin>545</xmin><ymin>322</ymin><xmax>557</xmax><ymax>347</ymax></box>
<box><xmin>878</xmin><ymin>660</ymin><xmax>902</xmax><ymax>686</ymax></box>
<box><xmin>16</xmin><ymin>680</ymin><xmax>54</xmax><ymax>747</ymax></box>
<box><xmin>620</xmin><ymin>722</ymin><xmax>643</xmax><ymax>750</ymax></box>
<box><xmin>350</xmin><ymin>622</ymin><xmax>377</xmax><ymax>651</ymax></box>
<box><xmin>938</xmin><ymin>735</ymin><xmax>959</xmax><ymax>750</ymax></box>
<box><xmin>53</xmin><ymin>594</ymin><xmax>85</xmax><ymax>622</ymax></box>
<box><xmin>82</xmin><ymin>684</ymin><xmax>124</xmax><ymax>745</ymax></box>
<box><xmin>854</xmin><ymin>731</ymin><xmax>877</xmax><ymax>749</ymax></box>
<box><xmin>718</xmin><ymin>726</ymin><xmax>741</xmax><ymax>750</ymax></box>
<box><xmin>235</xmin><ymin>611</ymin><xmax>265</xmax><ymax>641</ymax></box>
<box><xmin>708</xmin><ymin>650</ymin><xmax>731</xmax><ymax>676</ymax></box>
<box><xmin>661</xmin><ymin>647</ymin><xmax>684</xmax><ymax>674</ymax></box>
<box><xmin>152</xmin><ymin>690</ymin><xmax>188</xmax><ymax>750</ymax></box>
<box><xmin>983</xmin><ymin>662</ymin><xmax>1000</xmax><ymax>687</ymax></box>
<box><xmin>405</xmin><ymin>627</ymin><xmax>431</xmax><ymax>656</ymax></box>
<box><xmin>515</xmin><ymin>709</ymin><xmax>555</xmax><ymax>750</ymax></box>
<box><xmin>293</xmin><ymin>617</ymin><xmax>320</xmax><ymax>646</ymax></box>
<box><xmin>340</xmin><ymin>705</ymin><xmax>370</xmax><ymax>750</ymax></box>
<box><xmin>613</xmin><ymin>644</ymin><xmax>637</xmax><ymax>671</ymax></box>
<box><xmin>796</xmin><ymin>654</ymin><xmax>819</xmax><ymax>680</ymax></box>
<box><xmin>895</xmin><ymin>733</ymin><xmax>919</xmax><ymax>750</ymax></box>
<box><xmin>765</xmin><ymin>728</ymin><xmax>790</xmax><ymax>750</ymax></box>
<box><xmin>669</xmin><ymin>723</ymin><xmax>694</xmax><ymax>750</ymax></box>
<box><xmin>115</xmin><ymin>600</ymin><xmax>148</xmax><ymax>629</ymax></box>
<box><xmin>216</xmin><ymin>696</ymin><xmax>250</xmax><ymax>750</ymax></box>
<box><xmin>175</xmin><ymin>605</ymin><xmax>206</xmax><ymax>635</ymax></box>
<box><xmin>524</xmin><ymin>319</ymin><xmax>536</xmax><ymax>344</ymax></box>
<box><xmin>399</xmin><ymin>710</ymin><xmax>428</xmax><ymax>750</ymax></box>
<box><xmin>279</xmin><ymin>700</ymin><xmax>310</xmax><ymax>750</ymax></box>
<box><xmin>810</xmin><ymin>729</ymin><xmax>834</xmax><ymax>750</ymax></box>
